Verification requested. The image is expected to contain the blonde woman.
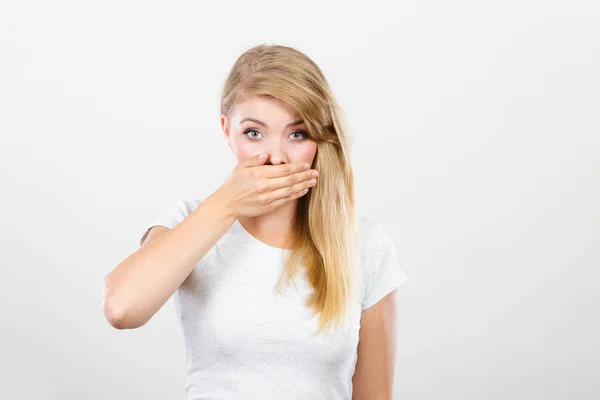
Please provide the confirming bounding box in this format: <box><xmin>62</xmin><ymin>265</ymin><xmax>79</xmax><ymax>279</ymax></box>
<box><xmin>103</xmin><ymin>44</ymin><xmax>407</xmax><ymax>400</ymax></box>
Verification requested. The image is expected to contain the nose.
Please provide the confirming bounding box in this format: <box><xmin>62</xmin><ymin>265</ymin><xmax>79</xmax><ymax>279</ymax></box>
<box><xmin>265</xmin><ymin>147</ymin><xmax>287</xmax><ymax>165</ymax></box>
<box><xmin>267</xmin><ymin>155</ymin><xmax>285</xmax><ymax>165</ymax></box>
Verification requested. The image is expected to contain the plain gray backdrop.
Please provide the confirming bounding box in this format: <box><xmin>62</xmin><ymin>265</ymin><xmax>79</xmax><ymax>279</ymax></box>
<box><xmin>1</xmin><ymin>1</ymin><xmax>598</xmax><ymax>399</ymax></box>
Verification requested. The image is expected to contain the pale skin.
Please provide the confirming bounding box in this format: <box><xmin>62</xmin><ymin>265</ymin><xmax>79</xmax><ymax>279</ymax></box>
<box><xmin>221</xmin><ymin>95</ymin><xmax>317</xmax><ymax>249</ymax></box>
<box><xmin>352</xmin><ymin>290</ymin><xmax>398</xmax><ymax>400</ymax></box>
<box><xmin>144</xmin><ymin>96</ymin><xmax>399</xmax><ymax>398</ymax></box>
<box><xmin>227</xmin><ymin>96</ymin><xmax>399</xmax><ymax>398</ymax></box>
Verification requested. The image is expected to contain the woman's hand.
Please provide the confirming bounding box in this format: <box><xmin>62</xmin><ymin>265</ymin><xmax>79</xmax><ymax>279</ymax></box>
<box><xmin>213</xmin><ymin>152</ymin><xmax>318</xmax><ymax>219</ymax></box>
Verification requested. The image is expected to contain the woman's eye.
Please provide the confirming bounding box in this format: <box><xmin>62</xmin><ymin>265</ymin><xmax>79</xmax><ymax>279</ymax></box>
<box><xmin>243</xmin><ymin>129</ymin><xmax>262</xmax><ymax>139</ymax></box>
<box><xmin>291</xmin><ymin>131</ymin><xmax>308</xmax><ymax>140</ymax></box>
<box><xmin>243</xmin><ymin>129</ymin><xmax>308</xmax><ymax>140</ymax></box>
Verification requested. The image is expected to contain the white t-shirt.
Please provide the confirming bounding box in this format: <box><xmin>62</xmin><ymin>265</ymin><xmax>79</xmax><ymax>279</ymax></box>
<box><xmin>140</xmin><ymin>199</ymin><xmax>407</xmax><ymax>400</ymax></box>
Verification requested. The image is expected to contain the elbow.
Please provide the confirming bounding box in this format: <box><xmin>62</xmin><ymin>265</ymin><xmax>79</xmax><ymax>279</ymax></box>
<box><xmin>103</xmin><ymin>296</ymin><xmax>147</xmax><ymax>330</ymax></box>
<box><xmin>102</xmin><ymin>294</ymin><xmax>130</xmax><ymax>330</ymax></box>
<box><xmin>102</xmin><ymin>277</ymin><xmax>141</xmax><ymax>330</ymax></box>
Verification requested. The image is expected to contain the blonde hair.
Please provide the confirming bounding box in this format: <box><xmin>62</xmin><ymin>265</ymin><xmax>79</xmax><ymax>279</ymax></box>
<box><xmin>220</xmin><ymin>44</ymin><xmax>358</xmax><ymax>334</ymax></box>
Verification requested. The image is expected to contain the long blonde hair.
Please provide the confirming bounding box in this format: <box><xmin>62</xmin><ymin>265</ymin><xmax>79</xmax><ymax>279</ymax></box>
<box><xmin>220</xmin><ymin>44</ymin><xmax>357</xmax><ymax>334</ymax></box>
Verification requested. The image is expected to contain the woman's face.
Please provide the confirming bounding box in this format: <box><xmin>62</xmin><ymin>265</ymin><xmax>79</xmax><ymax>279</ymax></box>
<box><xmin>221</xmin><ymin>96</ymin><xmax>318</xmax><ymax>167</ymax></box>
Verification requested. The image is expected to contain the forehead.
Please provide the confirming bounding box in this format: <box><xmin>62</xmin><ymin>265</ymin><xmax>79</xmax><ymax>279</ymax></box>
<box><xmin>233</xmin><ymin>96</ymin><xmax>301</xmax><ymax>122</ymax></box>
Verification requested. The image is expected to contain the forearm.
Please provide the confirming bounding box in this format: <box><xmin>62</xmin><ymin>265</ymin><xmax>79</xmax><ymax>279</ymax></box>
<box><xmin>103</xmin><ymin>193</ymin><xmax>236</xmax><ymax>329</ymax></box>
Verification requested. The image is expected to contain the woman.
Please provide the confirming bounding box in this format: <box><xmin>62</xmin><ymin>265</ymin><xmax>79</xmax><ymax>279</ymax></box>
<box><xmin>103</xmin><ymin>44</ymin><xmax>407</xmax><ymax>400</ymax></box>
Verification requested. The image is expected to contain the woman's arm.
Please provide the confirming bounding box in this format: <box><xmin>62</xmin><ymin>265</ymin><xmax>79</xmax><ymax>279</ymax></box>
<box><xmin>352</xmin><ymin>290</ymin><xmax>398</xmax><ymax>400</ymax></box>
<box><xmin>102</xmin><ymin>192</ymin><xmax>236</xmax><ymax>330</ymax></box>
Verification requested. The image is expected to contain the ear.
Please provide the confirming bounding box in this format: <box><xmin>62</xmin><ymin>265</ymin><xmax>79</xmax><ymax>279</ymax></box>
<box><xmin>221</xmin><ymin>114</ymin><xmax>231</xmax><ymax>147</ymax></box>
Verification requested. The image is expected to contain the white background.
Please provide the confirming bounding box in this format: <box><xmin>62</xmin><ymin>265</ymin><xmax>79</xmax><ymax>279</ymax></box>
<box><xmin>1</xmin><ymin>1</ymin><xmax>599</xmax><ymax>399</ymax></box>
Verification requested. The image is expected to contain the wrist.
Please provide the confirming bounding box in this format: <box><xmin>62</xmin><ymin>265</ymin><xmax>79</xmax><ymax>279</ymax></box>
<box><xmin>205</xmin><ymin>189</ymin><xmax>238</xmax><ymax>221</ymax></box>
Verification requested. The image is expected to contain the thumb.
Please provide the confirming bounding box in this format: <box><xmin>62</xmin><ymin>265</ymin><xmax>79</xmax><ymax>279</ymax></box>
<box><xmin>236</xmin><ymin>152</ymin><xmax>269</xmax><ymax>169</ymax></box>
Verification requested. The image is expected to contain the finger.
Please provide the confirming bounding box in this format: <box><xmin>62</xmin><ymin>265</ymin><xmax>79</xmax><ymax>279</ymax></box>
<box><xmin>269</xmin><ymin>187</ymin><xmax>310</xmax><ymax>210</ymax></box>
<box><xmin>265</xmin><ymin>169</ymin><xmax>316</xmax><ymax>192</ymax></box>
<box><xmin>258</xmin><ymin>161</ymin><xmax>312</xmax><ymax>178</ymax></box>
<box><xmin>267</xmin><ymin>176</ymin><xmax>317</xmax><ymax>201</ymax></box>
<box><xmin>235</xmin><ymin>152</ymin><xmax>269</xmax><ymax>170</ymax></box>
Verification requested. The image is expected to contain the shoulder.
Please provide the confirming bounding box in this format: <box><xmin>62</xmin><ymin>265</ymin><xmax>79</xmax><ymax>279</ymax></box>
<box><xmin>356</xmin><ymin>215</ymin><xmax>393</xmax><ymax>258</ymax></box>
<box><xmin>139</xmin><ymin>199</ymin><xmax>203</xmax><ymax>246</ymax></box>
<box><xmin>144</xmin><ymin>199</ymin><xmax>203</xmax><ymax>230</ymax></box>
<box><xmin>167</xmin><ymin>199</ymin><xmax>203</xmax><ymax>219</ymax></box>
<box><xmin>356</xmin><ymin>215</ymin><xmax>407</xmax><ymax>310</ymax></box>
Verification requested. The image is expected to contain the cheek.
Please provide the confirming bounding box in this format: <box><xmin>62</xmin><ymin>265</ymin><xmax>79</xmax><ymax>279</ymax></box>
<box><xmin>296</xmin><ymin>141</ymin><xmax>318</xmax><ymax>163</ymax></box>
<box><xmin>230</xmin><ymin>137</ymin><xmax>256</xmax><ymax>162</ymax></box>
<box><xmin>236</xmin><ymin>147</ymin><xmax>255</xmax><ymax>162</ymax></box>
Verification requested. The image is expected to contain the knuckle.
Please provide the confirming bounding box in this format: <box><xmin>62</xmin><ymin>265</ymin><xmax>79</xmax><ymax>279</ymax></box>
<box><xmin>255</xmin><ymin>182</ymin><xmax>266</xmax><ymax>193</ymax></box>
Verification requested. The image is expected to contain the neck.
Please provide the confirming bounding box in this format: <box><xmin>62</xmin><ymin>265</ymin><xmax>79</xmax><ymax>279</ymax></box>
<box><xmin>237</xmin><ymin>199</ymin><xmax>299</xmax><ymax>249</ymax></box>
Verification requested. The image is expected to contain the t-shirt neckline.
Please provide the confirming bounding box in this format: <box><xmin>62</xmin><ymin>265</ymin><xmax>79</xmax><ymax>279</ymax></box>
<box><xmin>234</xmin><ymin>219</ymin><xmax>292</xmax><ymax>254</ymax></box>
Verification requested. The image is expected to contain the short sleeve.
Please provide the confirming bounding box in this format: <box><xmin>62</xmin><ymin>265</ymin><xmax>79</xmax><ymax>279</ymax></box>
<box><xmin>361</xmin><ymin>219</ymin><xmax>407</xmax><ymax>310</ymax></box>
<box><xmin>139</xmin><ymin>199</ymin><xmax>202</xmax><ymax>246</ymax></box>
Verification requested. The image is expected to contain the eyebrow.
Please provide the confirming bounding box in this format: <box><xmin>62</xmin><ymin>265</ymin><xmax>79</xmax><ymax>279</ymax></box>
<box><xmin>239</xmin><ymin>117</ymin><xmax>305</xmax><ymax>128</ymax></box>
